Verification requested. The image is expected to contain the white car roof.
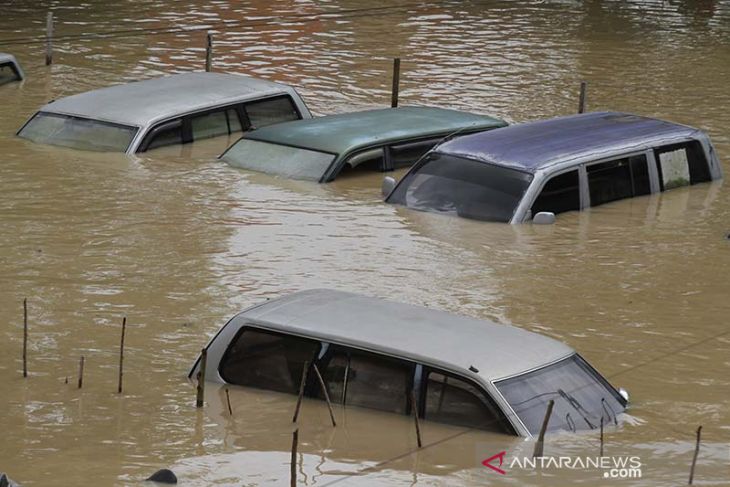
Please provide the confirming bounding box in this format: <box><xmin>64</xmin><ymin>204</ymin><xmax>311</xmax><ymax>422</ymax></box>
<box><xmin>234</xmin><ymin>289</ymin><xmax>574</xmax><ymax>382</ymax></box>
<box><xmin>37</xmin><ymin>72</ymin><xmax>297</xmax><ymax>128</ymax></box>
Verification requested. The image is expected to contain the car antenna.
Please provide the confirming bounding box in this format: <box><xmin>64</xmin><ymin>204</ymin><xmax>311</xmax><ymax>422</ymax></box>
<box><xmin>432</xmin><ymin>124</ymin><xmax>476</xmax><ymax>150</ymax></box>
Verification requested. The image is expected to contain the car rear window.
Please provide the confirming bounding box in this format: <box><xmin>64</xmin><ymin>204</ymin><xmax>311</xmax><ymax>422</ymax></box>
<box><xmin>495</xmin><ymin>354</ymin><xmax>625</xmax><ymax>435</ymax></box>
<box><xmin>387</xmin><ymin>153</ymin><xmax>533</xmax><ymax>222</ymax></box>
<box><xmin>222</xmin><ymin>138</ymin><xmax>336</xmax><ymax>181</ymax></box>
<box><xmin>0</xmin><ymin>62</ymin><xmax>21</xmax><ymax>85</ymax></box>
<box><xmin>18</xmin><ymin>112</ymin><xmax>137</xmax><ymax>152</ymax></box>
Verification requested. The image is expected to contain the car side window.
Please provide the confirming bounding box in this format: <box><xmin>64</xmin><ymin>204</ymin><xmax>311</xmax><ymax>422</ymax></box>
<box><xmin>144</xmin><ymin>119</ymin><xmax>183</xmax><ymax>151</ymax></box>
<box><xmin>219</xmin><ymin>328</ymin><xmax>321</xmax><ymax>394</ymax></box>
<box><xmin>423</xmin><ymin>370</ymin><xmax>511</xmax><ymax>433</ymax></box>
<box><xmin>317</xmin><ymin>347</ymin><xmax>413</xmax><ymax>414</ymax></box>
<box><xmin>389</xmin><ymin>138</ymin><xmax>440</xmax><ymax>169</ymax></box>
<box><xmin>588</xmin><ymin>155</ymin><xmax>650</xmax><ymax>207</ymax></box>
<box><xmin>191</xmin><ymin>108</ymin><xmax>243</xmax><ymax>141</ymax></box>
<box><xmin>531</xmin><ymin>169</ymin><xmax>580</xmax><ymax>215</ymax></box>
<box><xmin>245</xmin><ymin>96</ymin><xmax>300</xmax><ymax>128</ymax></box>
<box><xmin>654</xmin><ymin>141</ymin><xmax>711</xmax><ymax>190</ymax></box>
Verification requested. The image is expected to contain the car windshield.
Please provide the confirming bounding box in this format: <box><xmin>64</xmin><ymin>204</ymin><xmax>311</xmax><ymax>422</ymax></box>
<box><xmin>387</xmin><ymin>152</ymin><xmax>533</xmax><ymax>222</ymax></box>
<box><xmin>18</xmin><ymin>112</ymin><xmax>137</xmax><ymax>152</ymax></box>
<box><xmin>495</xmin><ymin>354</ymin><xmax>626</xmax><ymax>435</ymax></box>
<box><xmin>222</xmin><ymin>138</ymin><xmax>336</xmax><ymax>181</ymax></box>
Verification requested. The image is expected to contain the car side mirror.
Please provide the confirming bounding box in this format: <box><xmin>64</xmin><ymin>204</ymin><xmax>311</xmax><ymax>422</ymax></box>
<box><xmin>533</xmin><ymin>211</ymin><xmax>556</xmax><ymax>225</ymax></box>
<box><xmin>382</xmin><ymin>176</ymin><xmax>396</xmax><ymax>198</ymax></box>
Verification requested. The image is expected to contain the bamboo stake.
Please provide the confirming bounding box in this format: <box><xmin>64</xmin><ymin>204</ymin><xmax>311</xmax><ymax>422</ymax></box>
<box><xmin>225</xmin><ymin>387</ymin><xmax>232</xmax><ymax>416</ymax></box>
<box><xmin>578</xmin><ymin>81</ymin><xmax>587</xmax><ymax>114</ymax></box>
<box><xmin>290</xmin><ymin>428</ymin><xmax>298</xmax><ymax>487</ymax></box>
<box><xmin>688</xmin><ymin>425</ymin><xmax>702</xmax><ymax>485</ymax></box>
<box><xmin>410</xmin><ymin>390</ymin><xmax>422</xmax><ymax>448</ymax></box>
<box><xmin>599</xmin><ymin>416</ymin><xmax>604</xmax><ymax>457</ymax></box>
<box><xmin>311</xmin><ymin>364</ymin><xmax>336</xmax><ymax>427</ymax></box>
<box><xmin>77</xmin><ymin>356</ymin><xmax>85</xmax><ymax>389</ymax></box>
<box><xmin>22</xmin><ymin>298</ymin><xmax>27</xmax><ymax>378</ymax></box>
<box><xmin>45</xmin><ymin>12</ymin><xmax>54</xmax><ymax>66</ymax></box>
<box><xmin>196</xmin><ymin>348</ymin><xmax>207</xmax><ymax>408</ymax></box>
<box><xmin>292</xmin><ymin>361</ymin><xmax>309</xmax><ymax>423</ymax></box>
<box><xmin>391</xmin><ymin>57</ymin><xmax>401</xmax><ymax>108</ymax></box>
<box><xmin>533</xmin><ymin>400</ymin><xmax>554</xmax><ymax>458</ymax></box>
<box><xmin>117</xmin><ymin>317</ymin><xmax>126</xmax><ymax>393</ymax></box>
<box><xmin>205</xmin><ymin>32</ymin><xmax>213</xmax><ymax>72</ymax></box>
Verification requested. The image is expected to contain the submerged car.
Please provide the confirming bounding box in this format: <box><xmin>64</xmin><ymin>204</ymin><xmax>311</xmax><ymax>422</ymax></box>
<box><xmin>383</xmin><ymin>112</ymin><xmax>722</xmax><ymax>223</ymax></box>
<box><xmin>189</xmin><ymin>289</ymin><xmax>628</xmax><ymax>437</ymax></box>
<box><xmin>220</xmin><ymin>106</ymin><xmax>507</xmax><ymax>182</ymax></box>
<box><xmin>0</xmin><ymin>53</ymin><xmax>24</xmax><ymax>85</ymax></box>
<box><xmin>17</xmin><ymin>72</ymin><xmax>311</xmax><ymax>153</ymax></box>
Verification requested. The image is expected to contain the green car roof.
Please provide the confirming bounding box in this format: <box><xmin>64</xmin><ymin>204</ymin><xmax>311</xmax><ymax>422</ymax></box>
<box><xmin>243</xmin><ymin>106</ymin><xmax>507</xmax><ymax>156</ymax></box>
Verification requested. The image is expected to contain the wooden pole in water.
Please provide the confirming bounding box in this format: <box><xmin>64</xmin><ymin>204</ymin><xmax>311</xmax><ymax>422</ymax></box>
<box><xmin>196</xmin><ymin>348</ymin><xmax>207</xmax><ymax>408</ymax></box>
<box><xmin>205</xmin><ymin>32</ymin><xmax>213</xmax><ymax>72</ymax></box>
<box><xmin>77</xmin><ymin>356</ymin><xmax>85</xmax><ymax>389</ymax></box>
<box><xmin>599</xmin><ymin>416</ymin><xmax>604</xmax><ymax>457</ymax></box>
<box><xmin>312</xmin><ymin>364</ymin><xmax>336</xmax><ymax>427</ymax></box>
<box><xmin>45</xmin><ymin>12</ymin><xmax>54</xmax><ymax>66</ymax></box>
<box><xmin>391</xmin><ymin>57</ymin><xmax>401</xmax><ymax>108</ymax></box>
<box><xmin>290</xmin><ymin>428</ymin><xmax>298</xmax><ymax>487</ymax></box>
<box><xmin>117</xmin><ymin>317</ymin><xmax>126</xmax><ymax>394</ymax></box>
<box><xmin>292</xmin><ymin>361</ymin><xmax>309</xmax><ymax>423</ymax></box>
<box><xmin>533</xmin><ymin>400</ymin><xmax>554</xmax><ymax>458</ymax></box>
<box><xmin>578</xmin><ymin>80</ymin><xmax>587</xmax><ymax>114</ymax></box>
<box><xmin>22</xmin><ymin>298</ymin><xmax>28</xmax><ymax>378</ymax></box>
<box><xmin>225</xmin><ymin>387</ymin><xmax>232</xmax><ymax>416</ymax></box>
<box><xmin>688</xmin><ymin>425</ymin><xmax>702</xmax><ymax>484</ymax></box>
<box><xmin>410</xmin><ymin>390</ymin><xmax>422</xmax><ymax>448</ymax></box>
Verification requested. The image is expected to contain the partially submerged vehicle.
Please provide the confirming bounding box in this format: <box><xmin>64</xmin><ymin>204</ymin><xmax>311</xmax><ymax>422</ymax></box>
<box><xmin>0</xmin><ymin>53</ymin><xmax>24</xmax><ymax>85</ymax></box>
<box><xmin>220</xmin><ymin>107</ymin><xmax>507</xmax><ymax>182</ymax></box>
<box><xmin>17</xmin><ymin>72</ymin><xmax>311</xmax><ymax>153</ymax></box>
<box><xmin>190</xmin><ymin>289</ymin><xmax>628</xmax><ymax>437</ymax></box>
<box><xmin>383</xmin><ymin>112</ymin><xmax>722</xmax><ymax>224</ymax></box>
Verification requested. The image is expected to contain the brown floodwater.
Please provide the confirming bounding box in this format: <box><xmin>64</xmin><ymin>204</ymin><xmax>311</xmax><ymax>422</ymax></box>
<box><xmin>1</xmin><ymin>0</ymin><xmax>730</xmax><ymax>485</ymax></box>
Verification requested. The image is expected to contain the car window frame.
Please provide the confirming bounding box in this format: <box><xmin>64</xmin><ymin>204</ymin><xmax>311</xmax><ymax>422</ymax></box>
<box><xmin>584</xmin><ymin>151</ymin><xmax>653</xmax><ymax>207</ymax></box>
<box><xmin>420</xmin><ymin>366</ymin><xmax>517</xmax><ymax>434</ymax></box>
<box><xmin>526</xmin><ymin>166</ymin><xmax>584</xmax><ymax>219</ymax></box>
<box><xmin>0</xmin><ymin>61</ymin><xmax>22</xmax><ymax>84</ymax></box>
<box><xmin>16</xmin><ymin>111</ymin><xmax>141</xmax><ymax>153</ymax></box>
<box><xmin>653</xmin><ymin>139</ymin><xmax>712</xmax><ymax>191</ymax></box>
<box><xmin>243</xmin><ymin>94</ymin><xmax>303</xmax><ymax>129</ymax></box>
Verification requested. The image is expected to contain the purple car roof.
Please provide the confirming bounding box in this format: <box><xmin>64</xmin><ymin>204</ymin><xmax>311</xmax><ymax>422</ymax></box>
<box><xmin>435</xmin><ymin>111</ymin><xmax>702</xmax><ymax>173</ymax></box>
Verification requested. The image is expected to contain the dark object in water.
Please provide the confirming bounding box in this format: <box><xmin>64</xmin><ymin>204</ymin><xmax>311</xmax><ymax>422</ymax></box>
<box><xmin>146</xmin><ymin>469</ymin><xmax>177</xmax><ymax>484</ymax></box>
<box><xmin>0</xmin><ymin>473</ymin><xmax>20</xmax><ymax>487</ymax></box>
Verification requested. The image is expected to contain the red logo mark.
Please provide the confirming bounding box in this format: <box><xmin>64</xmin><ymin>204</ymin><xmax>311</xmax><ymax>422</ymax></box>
<box><xmin>482</xmin><ymin>451</ymin><xmax>507</xmax><ymax>475</ymax></box>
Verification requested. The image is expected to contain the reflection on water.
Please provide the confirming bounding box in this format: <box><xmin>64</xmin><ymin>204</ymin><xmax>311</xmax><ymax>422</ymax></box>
<box><xmin>1</xmin><ymin>0</ymin><xmax>730</xmax><ymax>485</ymax></box>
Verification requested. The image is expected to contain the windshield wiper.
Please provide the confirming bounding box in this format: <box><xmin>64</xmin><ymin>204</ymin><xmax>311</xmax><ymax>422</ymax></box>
<box><xmin>558</xmin><ymin>389</ymin><xmax>596</xmax><ymax>430</ymax></box>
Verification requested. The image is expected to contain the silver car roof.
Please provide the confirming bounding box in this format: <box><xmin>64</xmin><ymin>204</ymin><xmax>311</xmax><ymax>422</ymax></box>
<box><xmin>37</xmin><ymin>72</ymin><xmax>295</xmax><ymax>128</ymax></box>
<box><xmin>0</xmin><ymin>53</ymin><xmax>23</xmax><ymax>78</ymax></box>
<box><xmin>236</xmin><ymin>289</ymin><xmax>574</xmax><ymax>382</ymax></box>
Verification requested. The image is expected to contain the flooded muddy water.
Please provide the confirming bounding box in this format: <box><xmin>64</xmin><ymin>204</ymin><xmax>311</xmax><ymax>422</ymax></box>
<box><xmin>1</xmin><ymin>0</ymin><xmax>730</xmax><ymax>485</ymax></box>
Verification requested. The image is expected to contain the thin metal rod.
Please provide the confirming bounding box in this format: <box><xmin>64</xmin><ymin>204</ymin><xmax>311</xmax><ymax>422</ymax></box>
<box><xmin>391</xmin><ymin>57</ymin><xmax>401</xmax><ymax>108</ymax></box>
<box><xmin>533</xmin><ymin>400</ymin><xmax>554</xmax><ymax>458</ymax></box>
<box><xmin>225</xmin><ymin>387</ymin><xmax>232</xmax><ymax>416</ymax></box>
<box><xmin>292</xmin><ymin>361</ymin><xmax>310</xmax><ymax>423</ymax></box>
<box><xmin>196</xmin><ymin>348</ymin><xmax>207</xmax><ymax>408</ymax></box>
<box><xmin>22</xmin><ymin>298</ymin><xmax>27</xmax><ymax>378</ymax></box>
<box><xmin>312</xmin><ymin>363</ymin><xmax>336</xmax><ymax>427</ymax></box>
<box><xmin>290</xmin><ymin>428</ymin><xmax>298</xmax><ymax>487</ymax></box>
<box><xmin>117</xmin><ymin>316</ymin><xmax>126</xmax><ymax>393</ymax></box>
<box><xmin>688</xmin><ymin>425</ymin><xmax>702</xmax><ymax>484</ymax></box>
<box><xmin>78</xmin><ymin>356</ymin><xmax>85</xmax><ymax>389</ymax></box>
<box><xmin>410</xmin><ymin>390</ymin><xmax>422</xmax><ymax>448</ymax></box>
